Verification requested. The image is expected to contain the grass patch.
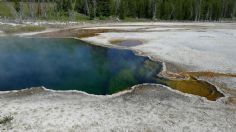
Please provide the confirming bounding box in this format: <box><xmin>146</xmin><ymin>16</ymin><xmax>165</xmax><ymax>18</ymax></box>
<box><xmin>35</xmin><ymin>12</ymin><xmax>90</xmax><ymax>22</ymax></box>
<box><xmin>0</xmin><ymin>115</ymin><xmax>13</xmax><ymax>125</ymax></box>
<box><xmin>0</xmin><ymin>2</ymin><xmax>13</xmax><ymax>18</ymax></box>
<box><xmin>2</xmin><ymin>25</ymin><xmax>46</xmax><ymax>34</ymax></box>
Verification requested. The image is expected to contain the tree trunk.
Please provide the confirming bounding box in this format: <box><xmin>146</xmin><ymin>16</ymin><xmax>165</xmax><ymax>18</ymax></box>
<box><xmin>85</xmin><ymin>0</ymin><xmax>90</xmax><ymax>16</ymax></box>
<box><xmin>92</xmin><ymin>0</ymin><xmax>97</xmax><ymax>19</ymax></box>
<box><xmin>194</xmin><ymin>0</ymin><xmax>199</xmax><ymax>21</ymax></box>
<box><xmin>233</xmin><ymin>1</ymin><xmax>236</xmax><ymax>18</ymax></box>
<box><xmin>37</xmin><ymin>0</ymin><xmax>41</xmax><ymax>17</ymax></box>
<box><xmin>72</xmin><ymin>0</ymin><xmax>77</xmax><ymax>11</ymax></box>
<box><xmin>69</xmin><ymin>0</ymin><xmax>77</xmax><ymax>21</ymax></box>
<box><xmin>41</xmin><ymin>0</ymin><xmax>47</xmax><ymax>18</ymax></box>
<box><xmin>195</xmin><ymin>0</ymin><xmax>201</xmax><ymax>21</ymax></box>
<box><xmin>170</xmin><ymin>3</ymin><xmax>175</xmax><ymax>19</ymax></box>
<box><xmin>115</xmin><ymin>0</ymin><xmax>120</xmax><ymax>17</ymax></box>
<box><xmin>152</xmin><ymin>0</ymin><xmax>157</xmax><ymax>20</ymax></box>
<box><xmin>19</xmin><ymin>0</ymin><xmax>24</xmax><ymax>22</ymax></box>
<box><xmin>221</xmin><ymin>0</ymin><xmax>226</xmax><ymax>19</ymax></box>
<box><xmin>29</xmin><ymin>0</ymin><xmax>35</xmax><ymax>19</ymax></box>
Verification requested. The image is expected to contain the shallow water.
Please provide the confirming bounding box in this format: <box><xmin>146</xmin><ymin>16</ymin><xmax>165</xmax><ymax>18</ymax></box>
<box><xmin>110</xmin><ymin>39</ymin><xmax>143</xmax><ymax>47</ymax></box>
<box><xmin>0</xmin><ymin>37</ymin><xmax>162</xmax><ymax>95</ymax></box>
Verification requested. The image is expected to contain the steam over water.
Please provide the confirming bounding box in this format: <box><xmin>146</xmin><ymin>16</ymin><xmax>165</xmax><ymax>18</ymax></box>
<box><xmin>0</xmin><ymin>37</ymin><xmax>162</xmax><ymax>94</ymax></box>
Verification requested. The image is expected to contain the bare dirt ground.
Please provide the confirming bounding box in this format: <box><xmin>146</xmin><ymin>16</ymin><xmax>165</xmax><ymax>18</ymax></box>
<box><xmin>1</xmin><ymin>22</ymin><xmax>236</xmax><ymax>132</ymax></box>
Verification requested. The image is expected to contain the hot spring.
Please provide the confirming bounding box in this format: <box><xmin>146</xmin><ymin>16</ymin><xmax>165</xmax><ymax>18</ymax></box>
<box><xmin>0</xmin><ymin>37</ymin><xmax>162</xmax><ymax>95</ymax></box>
<box><xmin>0</xmin><ymin>37</ymin><xmax>224</xmax><ymax>100</ymax></box>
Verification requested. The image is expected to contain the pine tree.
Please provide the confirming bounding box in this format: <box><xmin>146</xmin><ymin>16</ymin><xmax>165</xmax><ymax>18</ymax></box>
<box><xmin>14</xmin><ymin>0</ymin><xmax>20</xmax><ymax>13</ymax></box>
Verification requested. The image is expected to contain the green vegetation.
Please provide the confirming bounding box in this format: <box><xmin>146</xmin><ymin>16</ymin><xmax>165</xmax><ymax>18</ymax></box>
<box><xmin>0</xmin><ymin>2</ymin><xmax>13</xmax><ymax>17</ymax></box>
<box><xmin>1</xmin><ymin>0</ymin><xmax>236</xmax><ymax>21</ymax></box>
<box><xmin>0</xmin><ymin>115</ymin><xmax>13</xmax><ymax>125</ymax></box>
<box><xmin>1</xmin><ymin>25</ymin><xmax>46</xmax><ymax>34</ymax></box>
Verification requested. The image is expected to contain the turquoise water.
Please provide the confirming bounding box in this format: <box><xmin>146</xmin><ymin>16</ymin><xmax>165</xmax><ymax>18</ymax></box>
<box><xmin>0</xmin><ymin>37</ymin><xmax>162</xmax><ymax>95</ymax></box>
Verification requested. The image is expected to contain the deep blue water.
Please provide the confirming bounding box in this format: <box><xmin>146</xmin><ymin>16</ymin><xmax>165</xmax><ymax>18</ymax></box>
<box><xmin>0</xmin><ymin>37</ymin><xmax>162</xmax><ymax>95</ymax></box>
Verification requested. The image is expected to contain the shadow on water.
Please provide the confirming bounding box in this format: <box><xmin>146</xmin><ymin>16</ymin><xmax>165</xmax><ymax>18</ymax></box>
<box><xmin>0</xmin><ymin>37</ymin><xmax>224</xmax><ymax>100</ymax></box>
